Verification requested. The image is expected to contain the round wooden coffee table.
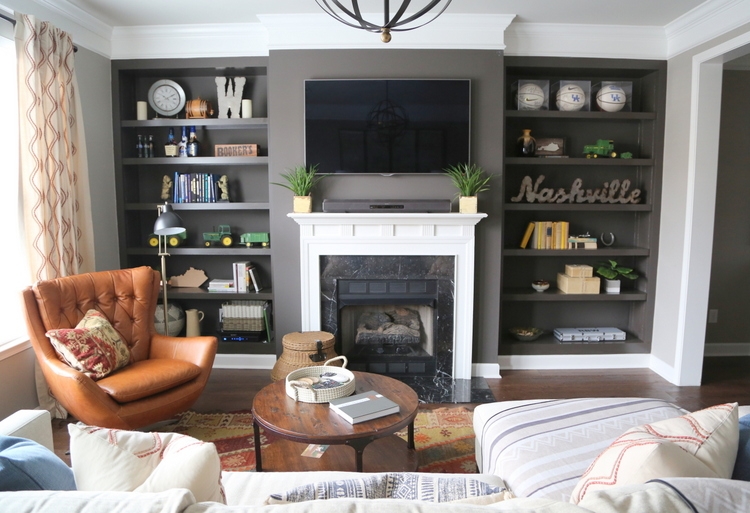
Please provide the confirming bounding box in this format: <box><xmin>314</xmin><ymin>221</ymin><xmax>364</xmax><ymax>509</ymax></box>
<box><xmin>252</xmin><ymin>371</ymin><xmax>419</xmax><ymax>472</ymax></box>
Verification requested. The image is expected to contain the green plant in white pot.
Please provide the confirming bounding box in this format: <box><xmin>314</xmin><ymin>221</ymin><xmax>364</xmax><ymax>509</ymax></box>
<box><xmin>595</xmin><ymin>260</ymin><xmax>638</xmax><ymax>294</ymax></box>
<box><xmin>272</xmin><ymin>164</ymin><xmax>325</xmax><ymax>213</ymax></box>
<box><xmin>443</xmin><ymin>163</ymin><xmax>492</xmax><ymax>213</ymax></box>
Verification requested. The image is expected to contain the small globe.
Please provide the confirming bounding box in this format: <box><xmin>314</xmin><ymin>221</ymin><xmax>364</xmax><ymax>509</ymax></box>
<box><xmin>154</xmin><ymin>302</ymin><xmax>185</xmax><ymax>336</ymax></box>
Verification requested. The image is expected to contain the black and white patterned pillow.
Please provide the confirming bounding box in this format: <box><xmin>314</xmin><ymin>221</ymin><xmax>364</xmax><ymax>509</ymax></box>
<box><xmin>268</xmin><ymin>473</ymin><xmax>504</xmax><ymax>504</ymax></box>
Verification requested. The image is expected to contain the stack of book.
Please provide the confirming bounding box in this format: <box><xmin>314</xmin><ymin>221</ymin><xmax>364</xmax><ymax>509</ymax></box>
<box><xmin>172</xmin><ymin>172</ymin><xmax>222</xmax><ymax>203</ymax></box>
<box><xmin>207</xmin><ymin>279</ymin><xmax>235</xmax><ymax>293</ymax></box>
<box><xmin>329</xmin><ymin>391</ymin><xmax>400</xmax><ymax>424</ymax></box>
<box><xmin>520</xmin><ymin>221</ymin><xmax>570</xmax><ymax>249</ymax></box>
<box><xmin>232</xmin><ymin>261</ymin><xmax>263</xmax><ymax>293</ymax></box>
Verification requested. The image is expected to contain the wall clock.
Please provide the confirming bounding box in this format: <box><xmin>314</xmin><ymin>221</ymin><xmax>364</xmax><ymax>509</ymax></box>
<box><xmin>148</xmin><ymin>79</ymin><xmax>186</xmax><ymax>117</ymax></box>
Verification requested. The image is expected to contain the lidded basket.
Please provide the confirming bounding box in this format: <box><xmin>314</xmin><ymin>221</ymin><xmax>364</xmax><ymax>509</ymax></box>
<box><xmin>270</xmin><ymin>331</ymin><xmax>340</xmax><ymax>382</ymax></box>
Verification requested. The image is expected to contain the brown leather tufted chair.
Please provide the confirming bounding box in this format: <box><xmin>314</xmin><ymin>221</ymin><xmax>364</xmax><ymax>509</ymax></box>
<box><xmin>21</xmin><ymin>266</ymin><xmax>218</xmax><ymax>429</ymax></box>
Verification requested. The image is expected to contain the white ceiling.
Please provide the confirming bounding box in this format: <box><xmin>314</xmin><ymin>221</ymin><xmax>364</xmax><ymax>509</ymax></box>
<box><xmin>61</xmin><ymin>0</ymin><xmax>707</xmax><ymax>28</ymax></box>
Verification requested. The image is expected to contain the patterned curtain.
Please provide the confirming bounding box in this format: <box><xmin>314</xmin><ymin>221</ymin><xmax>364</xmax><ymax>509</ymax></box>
<box><xmin>15</xmin><ymin>13</ymin><xmax>95</xmax><ymax>418</ymax></box>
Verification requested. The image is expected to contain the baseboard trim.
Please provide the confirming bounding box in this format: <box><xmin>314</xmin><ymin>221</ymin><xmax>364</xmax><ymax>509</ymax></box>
<box><xmin>473</xmin><ymin>363</ymin><xmax>501</xmax><ymax>378</ymax></box>
<box><xmin>213</xmin><ymin>354</ymin><xmax>276</xmax><ymax>369</ymax></box>
<box><xmin>499</xmin><ymin>353</ymin><xmax>650</xmax><ymax>370</ymax></box>
<box><xmin>703</xmin><ymin>343</ymin><xmax>750</xmax><ymax>356</ymax></box>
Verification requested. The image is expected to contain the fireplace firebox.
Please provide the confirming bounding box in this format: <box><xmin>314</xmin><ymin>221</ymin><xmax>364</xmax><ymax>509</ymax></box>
<box><xmin>338</xmin><ymin>279</ymin><xmax>438</xmax><ymax>377</ymax></box>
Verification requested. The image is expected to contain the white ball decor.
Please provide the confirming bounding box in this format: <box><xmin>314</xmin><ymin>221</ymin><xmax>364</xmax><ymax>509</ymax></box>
<box><xmin>556</xmin><ymin>84</ymin><xmax>586</xmax><ymax>111</ymax></box>
<box><xmin>596</xmin><ymin>85</ymin><xmax>627</xmax><ymax>112</ymax></box>
<box><xmin>154</xmin><ymin>302</ymin><xmax>186</xmax><ymax>336</ymax></box>
<box><xmin>516</xmin><ymin>83</ymin><xmax>545</xmax><ymax>110</ymax></box>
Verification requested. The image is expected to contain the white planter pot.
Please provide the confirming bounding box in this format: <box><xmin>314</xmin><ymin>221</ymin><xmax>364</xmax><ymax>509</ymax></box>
<box><xmin>604</xmin><ymin>279</ymin><xmax>621</xmax><ymax>294</ymax></box>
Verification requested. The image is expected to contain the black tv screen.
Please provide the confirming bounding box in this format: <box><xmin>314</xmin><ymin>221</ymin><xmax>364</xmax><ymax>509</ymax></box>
<box><xmin>305</xmin><ymin>79</ymin><xmax>471</xmax><ymax>174</ymax></box>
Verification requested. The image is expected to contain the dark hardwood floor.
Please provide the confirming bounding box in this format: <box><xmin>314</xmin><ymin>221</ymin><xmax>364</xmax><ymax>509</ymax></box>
<box><xmin>51</xmin><ymin>356</ymin><xmax>750</xmax><ymax>466</ymax></box>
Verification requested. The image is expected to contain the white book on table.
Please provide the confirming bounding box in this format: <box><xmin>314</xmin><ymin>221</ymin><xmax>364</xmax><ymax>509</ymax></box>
<box><xmin>329</xmin><ymin>390</ymin><xmax>399</xmax><ymax>424</ymax></box>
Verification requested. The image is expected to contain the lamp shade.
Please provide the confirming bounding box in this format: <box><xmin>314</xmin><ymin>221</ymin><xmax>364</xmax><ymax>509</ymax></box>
<box><xmin>154</xmin><ymin>203</ymin><xmax>185</xmax><ymax>236</ymax></box>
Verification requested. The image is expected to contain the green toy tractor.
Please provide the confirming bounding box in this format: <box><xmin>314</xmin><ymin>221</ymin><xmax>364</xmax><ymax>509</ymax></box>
<box><xmin>203</xmin><ymin>225</ymin><xmax>233</xmax><ymax>247</ymax></box>
<box><xmin>147</xmin><ymin>230</ymin><xmax>186</xmax><ymax>248</ymax></box>
<box><xmin>583</xmin><ymin>139</ymin><xmax>617</xmax><ymax>158</ymax></box>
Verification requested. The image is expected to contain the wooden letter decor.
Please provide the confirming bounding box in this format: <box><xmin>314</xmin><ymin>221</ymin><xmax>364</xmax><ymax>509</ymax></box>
<box><xmin>215</xmin><ymin>77</ymin><xmax>246</xmax><ymax>119</ymax></box>
<box><xmin>510</xmin><ymin>175</ymin><xmax>642</xmax><ymax>204</ymax></box>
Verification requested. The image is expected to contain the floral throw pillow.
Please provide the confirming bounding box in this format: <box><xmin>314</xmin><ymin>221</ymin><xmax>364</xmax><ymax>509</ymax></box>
<box><xmin>46</xmin><ymin>309</ymin><xmax>131</xmax><ymax>380</ymax></box>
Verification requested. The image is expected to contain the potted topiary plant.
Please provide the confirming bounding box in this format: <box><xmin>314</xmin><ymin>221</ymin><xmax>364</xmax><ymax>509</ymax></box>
<box><xmin>443</xmin><ymin>163</ymin><xmax>492</xmax><ymax>213</ymax></box>
<box><xmin>272</xmin><ymin>164</ymin><xmax>325</xmax><ymax>213</ymax></box>
<box><xmin>595</xmin><ymin>260</ymin><xmax>638</xmax><ymax>294</ymax></box>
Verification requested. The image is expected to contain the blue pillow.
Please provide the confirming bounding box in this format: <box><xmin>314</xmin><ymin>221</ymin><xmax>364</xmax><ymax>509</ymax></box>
<box><xmin>0</xmin><ymin>435</ymin><xmax>76</xmax><ymax>491</ymax></box>
<box><xmin>732</xmin><ymin>413</ymin><xmax>750</xmax><ymax>481</ymax></box>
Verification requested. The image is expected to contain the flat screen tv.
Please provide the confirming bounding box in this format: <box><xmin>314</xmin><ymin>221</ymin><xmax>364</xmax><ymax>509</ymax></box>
<box><xmin>305</xmin><ymin>79</ymin><xmax>471</xmax><ymax>174</ymax></box>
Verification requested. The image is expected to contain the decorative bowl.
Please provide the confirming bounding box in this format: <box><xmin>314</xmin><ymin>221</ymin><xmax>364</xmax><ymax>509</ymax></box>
<box><xmin>531</xmin><ymin>280</ymin><xmax>550</xmax><ymax>292</ymax></box>
<box><xmin>510</xmin><ymin>327</ymin><xmax>543</xmax><ymax>341</ymax></box>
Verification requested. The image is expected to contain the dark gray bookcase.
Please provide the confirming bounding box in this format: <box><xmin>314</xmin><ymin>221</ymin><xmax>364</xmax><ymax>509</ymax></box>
<box><xmin>501</xmin><ymin>57</ymin><xmax>666</xmax><ymax>356</ymax></box>
<box><xmin>112</xmin><ymin>57</ymin><xmax>274</xmax><ymax>354</ymax></box>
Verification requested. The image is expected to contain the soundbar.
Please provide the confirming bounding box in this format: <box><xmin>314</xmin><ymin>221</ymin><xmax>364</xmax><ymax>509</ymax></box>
<box><xmin>322</xmin><ymin>199</ymin><xmax>451</xmax><ymax>213</ymax></box>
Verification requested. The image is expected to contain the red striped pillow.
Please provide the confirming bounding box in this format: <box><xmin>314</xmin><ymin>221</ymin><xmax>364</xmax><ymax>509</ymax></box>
<box><xmin>571</xmin><ymin>403</ymin><xmax>739</xmax><ymax>504</ymax></box>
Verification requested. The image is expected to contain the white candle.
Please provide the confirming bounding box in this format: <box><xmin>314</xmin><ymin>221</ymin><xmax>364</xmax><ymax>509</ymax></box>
<box><xmin>241</xmin><ymin>99</ymin><xmax>252</xmax><ymax>119</ymax></box>
<box><xmin>136</xmin><ymin>101</ymin><xmax>148</xmax><ymax>120</ymax></box>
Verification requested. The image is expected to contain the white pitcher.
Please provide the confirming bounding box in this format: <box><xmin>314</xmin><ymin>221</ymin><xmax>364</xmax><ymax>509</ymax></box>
<box><xmin>185</xmin><ymin>309</ymin><xmax>204</xmax><ymax>337</ymax></box>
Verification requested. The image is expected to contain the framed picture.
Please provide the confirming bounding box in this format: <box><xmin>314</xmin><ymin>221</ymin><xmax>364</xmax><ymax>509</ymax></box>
<box><xmin>535</xmin><ymin>137</ymin><xmax>565</xmax><ymax>157</ymax></box>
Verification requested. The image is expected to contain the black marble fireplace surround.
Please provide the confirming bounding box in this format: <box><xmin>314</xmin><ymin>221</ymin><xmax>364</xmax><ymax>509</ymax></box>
<box><xmin>319</xmin><ymin>255</ymin><xmax>495</xmax><ymax>403</ymax></box>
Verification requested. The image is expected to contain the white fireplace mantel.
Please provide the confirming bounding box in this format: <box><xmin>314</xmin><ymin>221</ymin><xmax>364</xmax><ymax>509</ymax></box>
<box><xmin>289</xmin><ymin>212</ymin><xmax>487</xmax><ymax>380</ymax></box>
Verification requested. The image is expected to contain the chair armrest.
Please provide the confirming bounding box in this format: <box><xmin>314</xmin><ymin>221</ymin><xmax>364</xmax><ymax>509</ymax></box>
<box><xmin>0</xmin><ymin>410</ymin><xmax>54</xmax><ymax>451</ymax></box>
<box><xmin>150</xmin><ymin>334</ymin><xmax>218</xmax><ymax>370</ymax></box>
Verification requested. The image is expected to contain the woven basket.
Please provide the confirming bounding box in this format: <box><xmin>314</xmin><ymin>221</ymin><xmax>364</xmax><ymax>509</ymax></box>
<box><xmin>285</xmin><ymin>356</ymin><xmax>355</xmax><ymax>403</ymax></box>
<box><xmin>270</xmin><ymin>331</ymin><xmax>339</xmax><ymax>382</ymax></box>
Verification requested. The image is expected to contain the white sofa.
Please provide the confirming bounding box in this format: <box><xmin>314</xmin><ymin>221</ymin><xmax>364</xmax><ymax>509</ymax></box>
<box><xmin>1</xmin><ymin>401</ymin><xmax>749</xmax><ymax>513</ymax></box>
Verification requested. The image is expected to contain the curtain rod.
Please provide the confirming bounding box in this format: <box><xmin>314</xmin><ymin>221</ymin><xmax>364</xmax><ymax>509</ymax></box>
<box><xmin>0</xmin><ymin>12</ymin><xmax>78</xmax><ymax>52</ymax></box>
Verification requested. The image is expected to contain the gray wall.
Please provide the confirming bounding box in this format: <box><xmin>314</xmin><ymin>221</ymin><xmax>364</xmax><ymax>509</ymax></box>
<box><xmin>268</xmin><ymin>49</ymin><xmax>504</xmax><ymax>365</ymax></box>
<box><xmin>0</xmin><ymin>348</ymin><xmax>37</xmax><ymax>418</ymax></box>
<box><xmin>75</xmin><ymin>46</ymin><xmax>118</xmax><ymax>271</ymax></box>
<box><xmin>705</xmin><ymin>70</ymin><xmax>750</xmax><ymax>344</ymax></box>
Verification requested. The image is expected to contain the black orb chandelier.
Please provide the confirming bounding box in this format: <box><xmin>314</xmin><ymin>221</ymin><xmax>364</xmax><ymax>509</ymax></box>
<box><xmin>315</xmin><ymin>0</ymin><xmax>453</xmax><ymax>43</ymax></box>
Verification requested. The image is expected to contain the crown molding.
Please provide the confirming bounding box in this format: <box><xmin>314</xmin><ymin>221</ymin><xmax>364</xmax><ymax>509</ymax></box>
<box><xmin>258</xmin><ymin>13</ymin><xmax>514</xmax><ymax>50</ymax></box>
<box><xmin>108</xmin><ymin>12</ymin><xmax>515</xmax><ymax>59</ymax></box>
<box><xmin>3</xmin><ymin>0</ymin><xmax>112</xmax><ymax>56</ymax></box>
<box><xmin>14</xmin><ymin>1</ymin><xmax>750</xmax><ymax>64</ymax></box>
<box><xmin>666</xmin><ymin>0</ymin><xmax>750</xmax><ymax>58</ymax></box>
<box><xmin>111</xmin><ymin>23</ymin><xmax>268</xmax><ymax>59</ymax></box>
<box><xmin>504</xmin><ymin>22</ymin><xmax>666</xmax><ymax>59</ymax></box>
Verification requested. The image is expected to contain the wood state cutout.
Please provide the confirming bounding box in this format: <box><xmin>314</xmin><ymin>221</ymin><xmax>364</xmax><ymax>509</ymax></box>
<box><xmin>168</xmin><ymin>267</ymin><xmax>208</xmax><ymax>288</ymax></box>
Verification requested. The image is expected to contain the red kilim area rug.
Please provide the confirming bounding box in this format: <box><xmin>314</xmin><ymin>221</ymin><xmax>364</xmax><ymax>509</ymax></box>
<box><xmin>163</xmin><ymin>407</ymin><xmax>477</xmax><ymax>473</ymax></box>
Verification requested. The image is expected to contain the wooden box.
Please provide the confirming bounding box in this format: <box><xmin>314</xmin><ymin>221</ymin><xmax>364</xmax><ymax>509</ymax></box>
<box><xmin>214</xmin><ymin>143</ymin><xmax>258</xmax><ymax>157</ymax></box>
<box><xmin>565</xmin><ymin>264</ymin><xmax>593</xmax><ymax>278</ymax></box>
<box><xmin>557</xmin><ymin>273</ymin><xmax>600</xmax><ymax>294</ymax></box>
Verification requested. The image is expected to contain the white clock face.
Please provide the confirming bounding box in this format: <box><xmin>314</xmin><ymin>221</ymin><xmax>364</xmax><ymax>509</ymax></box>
<box><xmin>148</xmin><ymin>80</ymin><xmax>186</xmax><ymax>117</ymax></box>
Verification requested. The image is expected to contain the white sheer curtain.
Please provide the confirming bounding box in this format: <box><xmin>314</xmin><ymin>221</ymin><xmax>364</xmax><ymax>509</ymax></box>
<box><xmin>15</xmin><ymin>13</ymin><xmax>95</xmax><ymax>417</ymax></box>
<box><xmin>0</xmin><ymin>21</ymin><xmax>28</xmax><ymax>344</ymax></box>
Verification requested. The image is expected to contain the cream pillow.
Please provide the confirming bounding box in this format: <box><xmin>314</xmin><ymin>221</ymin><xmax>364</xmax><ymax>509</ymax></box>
<box><xmin>68</xmin><ymin>423</ymin><xmax>225</xmax><ymax>504</ymax></box>
<box><xmin>571</xmin><ymin>402</ymin><xmax>739</xmax><ymax>504</ymax></box>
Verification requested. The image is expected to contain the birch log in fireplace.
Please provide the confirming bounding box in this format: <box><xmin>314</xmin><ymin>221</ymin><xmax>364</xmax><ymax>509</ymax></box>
<box><xmin>290</xmin><ymin>213</ymin><xmax>486</xmax><ymax>381</ymax></box>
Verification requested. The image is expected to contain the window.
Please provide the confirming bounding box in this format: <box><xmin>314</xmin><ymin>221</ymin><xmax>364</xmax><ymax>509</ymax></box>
<box><xmin>0</xmin><ymin>22</ymin><xmax>30</xmax><ymax>346</ymax></box>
